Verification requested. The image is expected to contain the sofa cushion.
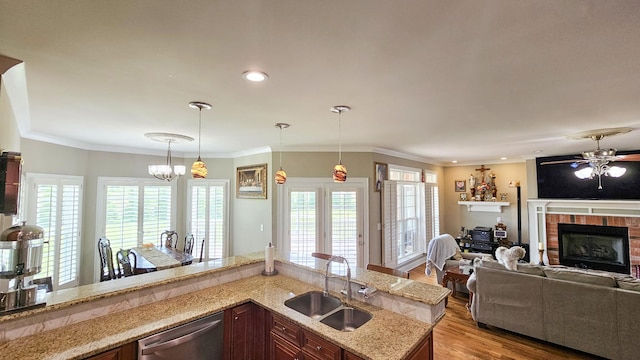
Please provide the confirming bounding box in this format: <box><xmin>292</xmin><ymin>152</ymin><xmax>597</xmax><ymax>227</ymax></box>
<box><xmin>543</xmin><ymin>267</ymin><xmax>617</xmax><ymax>287</ymax></box>
<box><xmin>617</xmin><ymin>278</ymin><xmax>640</xmax><ymax>292</ymax></box>
<box><xmin>477</xmin><ymin>257</ymin><xmax>506</xmax><ymax>270</ymax></box>
<box><xmin>516</xmin><ymin>263</ymin><xmax>546</xmax><ymax>276</ymax></box>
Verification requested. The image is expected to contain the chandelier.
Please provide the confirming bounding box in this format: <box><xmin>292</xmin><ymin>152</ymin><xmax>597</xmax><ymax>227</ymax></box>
<box><xmin>145</xmin><ymin>132</ymin><xmax>193</xmax><ymax>181</ymax></box>
<box><xmin>331</xmin><ymin>105</ymin><xmax>350</xmax><ymax>182</ymax></box>
<box><xmin>274</xmin><ymin>123</ymin><xmax>290</xmax><ymax>185</ymax></box>
<box><xmin>188</xmin><ymin>101</ymin><xmax>212</xmax><ymax>179</ymax></box>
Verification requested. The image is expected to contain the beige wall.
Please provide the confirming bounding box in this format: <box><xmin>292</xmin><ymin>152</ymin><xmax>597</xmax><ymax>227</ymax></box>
<box><xmin>443</xmin><ymin>162</ymin><xmax>529</xmax><ymax>244</ymax></box>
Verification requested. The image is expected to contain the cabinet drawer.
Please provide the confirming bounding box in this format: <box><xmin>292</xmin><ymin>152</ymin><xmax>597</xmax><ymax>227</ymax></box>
<box><xmin>271</xmin><ymin>314</ymin><xmax>302</xmax><ymax>347</ymax></box>
<box><xmin>302</xmin><ymin>331</ymin><xmax>341</xmax><ymax>360</ymax></box>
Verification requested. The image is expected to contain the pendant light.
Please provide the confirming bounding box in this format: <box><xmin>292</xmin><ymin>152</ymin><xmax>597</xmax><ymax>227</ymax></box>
<box><xmin>189</xmin><ymin>101</ymin><xmax>212</xmax><ymax>179</ymax></box>
<box><xmin>274</xmin><ymin>123</ymin><xmax>290</xmax><ymax>185</ymax></box>
<box><xmin>331</xmin><ymin>105</ymin><xmax>350</xmax><ymax>182</ymax></box>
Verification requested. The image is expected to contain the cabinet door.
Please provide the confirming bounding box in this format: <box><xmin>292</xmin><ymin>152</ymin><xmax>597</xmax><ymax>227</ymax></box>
<box><xmin>343</xmin><ymin>351</ymin><xmax>365</xmax><ymax>360</ymax></box>
<box><xmin>406</xmin><ymin>332</ymin><xmax>432</xmax><ymax>360</ymax></box>
<box><xmin>225</xmin><ymin>303</ymin><xmax>254</xmax><ymax>360</ymax></box>
<box><xmin>84</xmin><ymin>342</ymin><xmax>136</xmax><ymax>360</ymax></box>
<box><xmin>271</xmin><ymin>331</ymin><xmax>303</xmax><ymax>360</ymax></box>
<box><xmin>301</xmin><ymin>330</ymin><xmax>341</xmax><ymax>360</ymax></box>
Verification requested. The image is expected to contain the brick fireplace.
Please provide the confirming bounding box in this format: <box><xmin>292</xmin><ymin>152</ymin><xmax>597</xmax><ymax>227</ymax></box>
<box><xmin>527</xmin><ymin>199</ymin><xmax>640</xmax><ymax>276</ymax></box>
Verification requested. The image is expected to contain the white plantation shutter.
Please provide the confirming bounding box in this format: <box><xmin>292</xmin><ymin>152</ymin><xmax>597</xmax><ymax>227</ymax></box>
<box><xmin>425</xmin><ymin>182</ymin><xmax>440</xmax><ymax>241</ymax></box>
<box><xmin>99</xmin><ymin>178</ymin><xmax>176</xmax><ymax>257</ymax></box>
<box><xmin>382</xmin><ymin>180</ymin><xmax>398</xmax><ymax>268</ymax></box>
<box><xmin>289</xmin><ymin>190</ymin><xmax>318</xmax><ymax>256</ymax></box>
<box><xmin>187</xmin><ymin>180</ymin><xmax>228</xmax><ymax>261</ymax></box>
<box><xmin>27</xmin><ymin>174</ymin><xmax>83</xmax><ymax>290</ymax></box>
<box><xmin>330</xmin><ymin>190</ymin><xmax>358</xmax><ymax>267</ymax></box>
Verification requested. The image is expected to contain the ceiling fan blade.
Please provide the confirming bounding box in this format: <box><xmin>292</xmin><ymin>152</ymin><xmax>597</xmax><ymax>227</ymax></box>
<box><xmin>615</xmin><ymin>154</ymin><xmax>640</xmax><ymax>161</ymax></box>
<box><xmin>540</xmin><ymin>159</ymin><xmax>588</xmax><ymax>166</ymax></box>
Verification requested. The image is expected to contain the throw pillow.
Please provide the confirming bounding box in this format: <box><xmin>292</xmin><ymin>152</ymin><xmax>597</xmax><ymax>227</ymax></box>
<box><xmin>617</xmin><ymin>278</ymin><xmax>640</xmax><ymax>292</ymax></box>
<box><xmin>516</xmin><ymin>263</ymin><xmax>546</xmax><ymax>276</ymax></box>
<box><xmin>543</xmin><ymin>268</ymin><xmax>617</xmax><ymax>287</ymax></box>
<box><xmin>452</xmin><ymin>247</ymin><xmax>463</xmax><ymax>260</ymax></box>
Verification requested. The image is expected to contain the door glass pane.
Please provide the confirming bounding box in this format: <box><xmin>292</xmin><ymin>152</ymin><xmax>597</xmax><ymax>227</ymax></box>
<box><xmin>290</xmin><ymin>191</ymin><xmax>316</xmax><ymax>256</ymax></box>
<box><xmin>331</xmin><ymin>191</ymin><xmax>357</xmax><ymax>267</ymax></box>
<box><xmin>208</xmin><ymin>185</ymin><xmax>225</xmax><ymax>259</ymax></box>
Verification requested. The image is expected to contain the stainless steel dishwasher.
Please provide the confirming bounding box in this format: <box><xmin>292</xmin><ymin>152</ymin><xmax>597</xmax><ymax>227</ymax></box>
<box><xmin>138</xmin><ymin>311</ymin><xmax>224</xmax><ymax>359</ymax></box>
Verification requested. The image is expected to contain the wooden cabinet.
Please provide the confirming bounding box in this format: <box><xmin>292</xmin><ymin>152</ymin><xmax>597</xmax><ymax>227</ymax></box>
<box><xmin>225</xmin><ymin>302</ymin><xmax>267</xmax><ymax>360</ymax></box>
<box><xmin>406</xmin><ymin>332</ymin><xmax>433</xmax><ymax>360</ymax></box>
<box><xmin>83</xmin><ymin>342</ymin><xmax>136</xmax><ymax>360</ymax></box>
<box><xmin>269</xmin><ymin>313</ymin><xmax>340</xmax><ymax>360</ymax></box>
<box><xmin>343</xmin><ymin>351</ymin><xmax>365</xmax><ymax>360</ymax></box>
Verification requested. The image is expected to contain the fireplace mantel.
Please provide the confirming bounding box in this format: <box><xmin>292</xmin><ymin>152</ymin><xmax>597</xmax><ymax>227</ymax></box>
<box><xmin>527</xmin><ymin>199</ymin><xmax>640</xmax><ymax>266</ymax></box>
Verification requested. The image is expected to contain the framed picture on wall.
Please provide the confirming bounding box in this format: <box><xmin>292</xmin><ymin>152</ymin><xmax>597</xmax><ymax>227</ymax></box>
<box><xmin>236</xmin><ymin>163</ymin><xmax>268</xmax><ymax>199</ymax></box>
<box><xmin>455</xmin><ymin>179</ymin><xmax>466</xmax><ymax>192</ymax></box>
<box><xmin>374</xmin><ymin>162</ymin><xmax>388</xmax><ymax>192</ymax></box>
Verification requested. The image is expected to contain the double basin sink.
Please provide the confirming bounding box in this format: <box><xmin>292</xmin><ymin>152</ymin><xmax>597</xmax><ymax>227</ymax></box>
<box><xmin>284</xmin><ymin>291</ymin><xmax>372</xmax><ymax>332</ymax></box>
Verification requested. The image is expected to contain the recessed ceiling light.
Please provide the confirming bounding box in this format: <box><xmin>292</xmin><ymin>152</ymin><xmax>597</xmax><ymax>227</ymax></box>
<box><xmin>500</xmin><ymin>157</ymin><xmax>508</xmax><ymax>160</ymax></box>
<box><xmin>242</xmin><ymin>70</ymin><xmax>268</xmax><ymax>82</ymax></box>
<box><xmin>533</xmin><ymin>150</ymin><xmax>544</xmax><ymax>154</ymax></box>
<box><xmin>452</xmin><ymin>160</ymin><xmax>458</xmax><ymax>163</ymax></box>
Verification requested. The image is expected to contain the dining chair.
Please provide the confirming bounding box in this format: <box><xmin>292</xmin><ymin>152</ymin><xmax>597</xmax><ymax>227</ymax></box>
<box><xmin>366</xmin><ymin>263</ymin><xmax>410</xmax><ymax>279</ymax></box>
<box><xmin>311</xmin><ymin>252</ymin><xmax>333</xmax><ymax>260</ymax></box>
<box><xmin>30</xmin><ymin>276</ymin><xmax>54</xmax><ymax>292</ymax></box>
<box><xmin>184</xmin><ymin>233</ymin><xmax>195</xmax><ymax>255</ymax></box>
<box><xmin>116</xmin><ymin>249</ymin><xmax>137</xmax><ymax>278</ymax></box>
<box><xmin>98</xmin><ymin>237</ymin><xmax>116</xmax><ymax>281</ymax></box>
<box><xmin>199</xmin><ymin>238</ymin><xmax>205</xmax><ymax>262</ymax></box>
<box><xmin>160</xmin><ymin>230</ymin><xmax>178</xmax><ymax>248</ymax></box>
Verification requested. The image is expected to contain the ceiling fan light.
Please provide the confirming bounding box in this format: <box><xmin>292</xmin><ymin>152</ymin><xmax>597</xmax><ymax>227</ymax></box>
<box><xmin>575</xmin><ymin>167</ymin><xmax>593</xmax><ymax>179</ymax></box>
<box><xmin>608</xmin><ymin>166</ymin><xmax>626</xmax><ymax>177</ymax></box>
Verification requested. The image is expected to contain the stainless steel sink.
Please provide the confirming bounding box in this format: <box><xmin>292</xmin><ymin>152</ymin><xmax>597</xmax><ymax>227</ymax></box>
<box><xmin>284</xmin><ymin>291</ymin><xmax>342</xmax><ymax>319</ymax></box>
<box><xmin>320</xmin><ymin>307</ymin><xmax>372</xmax><ymax>332</ymax></box>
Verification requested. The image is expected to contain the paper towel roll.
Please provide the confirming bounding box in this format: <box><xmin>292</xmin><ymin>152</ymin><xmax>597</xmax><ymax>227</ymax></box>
<box><xmin>265</xmin><ymin>243</ymin><xmax>275</xmax><ymax>273</ymax></box>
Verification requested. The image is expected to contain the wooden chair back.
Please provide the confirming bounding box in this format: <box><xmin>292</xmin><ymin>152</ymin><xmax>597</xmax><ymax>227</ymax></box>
<box><xmin>160</xmin><ymin>230</ymin><xmax>178</xmax><ymax>248</ymax></box>
<box><xmin>311</xmin><ymin>252</ymin><xmax>333</xmax><ymax>260</ymax></box>
<box><xmin>98</xmin><ymin>237</ymin><xmax>116</xmax><ymax>281</ymax></box>
<box><xmin>116</xmin><ymin>249</ymin><xmax>137</xmax><ymax>278</ymax></box>
<box><xmin>184</xmin><ymin>233</ymin><xmax>195</xmax><ymax>255</ymax></box>
<box><xmin>199</xmin><ymin>239</ymin><xmax>206</xmax><ymax>262</ymax></box>
<box><xmin>366</xmin><ymin>264</ymin><xmax>410</xmax><ymax>279</ymax></box>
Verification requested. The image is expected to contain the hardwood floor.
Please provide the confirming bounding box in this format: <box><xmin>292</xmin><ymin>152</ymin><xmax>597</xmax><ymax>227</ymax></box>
<box><xmin>408</xmin><ymin>264</ymin><xmax>601</xmax><ymax>360</ymax></box>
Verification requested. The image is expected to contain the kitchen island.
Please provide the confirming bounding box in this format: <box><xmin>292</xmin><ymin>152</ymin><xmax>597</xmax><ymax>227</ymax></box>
<box><xmin>0</xmin><ymin>252</ymin><xmax>449</xmax><ymax>359</ymax></box>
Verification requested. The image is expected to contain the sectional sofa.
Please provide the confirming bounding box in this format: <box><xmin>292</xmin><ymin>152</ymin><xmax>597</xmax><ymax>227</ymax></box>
<box><xmin>467</xmin><ymin>258</ymin><xmax>640</xmax><ymax>360</ymax></box>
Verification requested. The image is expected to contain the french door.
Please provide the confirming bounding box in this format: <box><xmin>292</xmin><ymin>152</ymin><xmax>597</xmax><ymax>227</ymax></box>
<box><xmin>279</xmin><ymin>178</ymin><xmax>367</xmax><ymax>268</ymax></box>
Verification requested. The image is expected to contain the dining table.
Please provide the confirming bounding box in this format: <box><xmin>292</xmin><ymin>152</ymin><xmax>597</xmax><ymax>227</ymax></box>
<box><xmin>131</xmin><ymin>246</ymin><xmax>194</xmax><ymax>274</ymax></box>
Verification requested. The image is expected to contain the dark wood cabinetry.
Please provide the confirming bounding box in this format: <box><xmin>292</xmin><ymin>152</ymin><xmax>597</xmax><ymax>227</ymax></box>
<box><xmin>226</xmin><ymin>302</ymin><xmax>432</xmax><ymax>360</ymax></box>
<box><xmin>83</xmin><ymin>342</ymin><xmax>136</xmax><ymax>360</ymax></box>
<box><xmin>225</xmin><ymin>302</ymin><xmax>267</xmax><ymax>360</ymax></box>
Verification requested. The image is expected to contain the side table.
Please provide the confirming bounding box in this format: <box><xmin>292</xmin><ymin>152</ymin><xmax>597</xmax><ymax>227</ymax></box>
<box><xmin>441</xmin><ymin>269</ymin><xmax>473</xmax><ymax>309</ymax></box>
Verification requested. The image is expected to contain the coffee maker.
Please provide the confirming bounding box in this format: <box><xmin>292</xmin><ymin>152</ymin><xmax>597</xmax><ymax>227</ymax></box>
<box><xmin>0</xmin><ymin>221</ymin><xmax>46</xmax><ymax>313</ymax></box>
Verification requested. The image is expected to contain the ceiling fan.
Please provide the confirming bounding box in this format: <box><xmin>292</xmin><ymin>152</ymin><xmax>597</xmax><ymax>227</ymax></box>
<box><xmin>539</xmin><ymin>127</ymin><xmax>640</xmax><ymax>189</ymax></box>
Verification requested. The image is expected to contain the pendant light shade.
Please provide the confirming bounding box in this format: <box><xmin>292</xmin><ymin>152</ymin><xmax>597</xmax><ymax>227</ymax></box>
<box><xmin>331</xmin><ymin>105</ymin><xmax>350</xmax><ymax>182</ymax></box>
<box><xmin>274</xmin><ymin>123</ymin><xmax>290</xmax><ymax>185</ymax></box>
<box><xmin>189</xmin><ymin>101</ymin><xmax>212</xmax><ymax>179</ymax></box>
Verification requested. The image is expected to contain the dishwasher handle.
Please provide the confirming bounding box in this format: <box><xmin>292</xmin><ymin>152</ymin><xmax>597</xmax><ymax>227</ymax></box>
<box><xmin>140</xmin><ymin>319</ymin><xmax>222</xmax><ymax>355</ymax></box>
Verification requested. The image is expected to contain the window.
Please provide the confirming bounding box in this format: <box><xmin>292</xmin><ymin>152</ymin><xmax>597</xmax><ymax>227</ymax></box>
<box><xmin>25</xmin><ymin>174</ymin><xmax>83</xmax><ymax>290</ymax></box>
<box><xmin>187</xmin><ymin>179</ymin><xmax>229</xmax><ymax>260</ymax></box>
<box><xmin>383</xmin><ymin>166</ymin><xmax>439</xmax><ymax>267</ymax></box>
<box><xmin>97</xmin><ymin>178</ymin><xmax>176</xmax><ymax>256</ymax></box>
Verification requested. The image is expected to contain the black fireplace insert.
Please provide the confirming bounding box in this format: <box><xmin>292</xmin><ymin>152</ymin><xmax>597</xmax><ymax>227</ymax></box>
<box><xmin>557</xmin><ymin>223</ymin><xmax>630</xmax><ymax>274</ymax></box>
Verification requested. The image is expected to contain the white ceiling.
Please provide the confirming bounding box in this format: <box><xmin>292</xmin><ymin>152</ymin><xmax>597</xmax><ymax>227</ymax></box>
<box><xmin>1</xmin><ymin>0</ymin><xmax>640</xmax><ymax>165</ymax></box>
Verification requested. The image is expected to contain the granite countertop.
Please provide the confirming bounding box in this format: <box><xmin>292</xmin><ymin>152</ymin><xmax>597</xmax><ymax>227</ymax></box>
<box><xmin>0</xmin><ymin>274</ymin><xmax>433</xmax><ymax>360</ymax></box>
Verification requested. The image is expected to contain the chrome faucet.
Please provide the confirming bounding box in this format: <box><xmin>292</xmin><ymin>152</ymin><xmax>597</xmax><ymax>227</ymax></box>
<box><xmin>324</xmin><ymin>255</ymin><xmax>352</xmax><ymax>302</ymax></box>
